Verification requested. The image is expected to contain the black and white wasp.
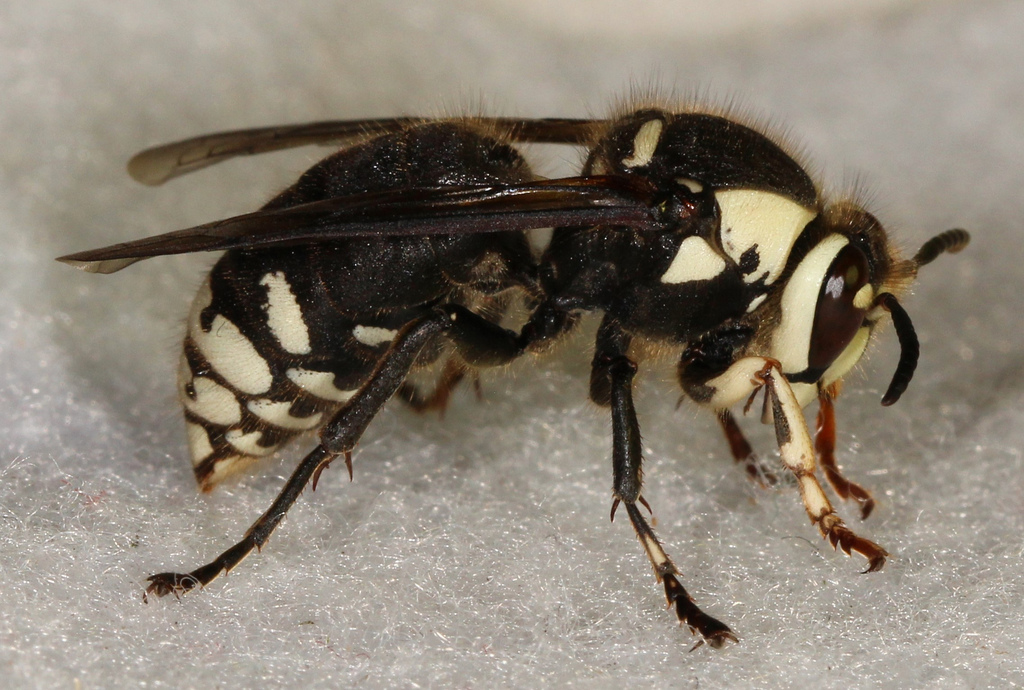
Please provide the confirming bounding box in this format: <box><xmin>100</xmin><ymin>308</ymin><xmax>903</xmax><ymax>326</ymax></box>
<box><xmin>59</xmin><ymin>106</ymin><xmax>969</xmax><ymax>647</ymax></box>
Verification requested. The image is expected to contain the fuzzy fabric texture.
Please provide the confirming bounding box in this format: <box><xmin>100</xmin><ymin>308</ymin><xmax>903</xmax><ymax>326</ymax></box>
<box><xmin>3</xmin><ymin>1</ymin><xmax>1023</xmax><ymax>687</ymax></box>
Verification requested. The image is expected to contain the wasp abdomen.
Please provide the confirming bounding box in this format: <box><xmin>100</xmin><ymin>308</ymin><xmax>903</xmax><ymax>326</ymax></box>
<box><xmin>178</xmin><ymin>271</ymin><xmax>390</xmax><ymax>489</ymax></box>
<box><xmin>177</xmin><ymin>122</ymin><xmax>537</xmax><ymax>489</ymax></box>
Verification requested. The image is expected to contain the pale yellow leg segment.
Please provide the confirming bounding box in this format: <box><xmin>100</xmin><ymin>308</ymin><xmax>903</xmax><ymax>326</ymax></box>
<box><xmin>755</xmin><ymin>361</ymin><xmax>887</xmax><ymax>572</ymax></box>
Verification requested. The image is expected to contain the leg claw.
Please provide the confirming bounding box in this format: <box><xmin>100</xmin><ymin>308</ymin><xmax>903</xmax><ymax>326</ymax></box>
<box><xmin>825</xmin><ymin>523</ymin><xmax>888</xmax><ymax>572</ymax></box>
<box><xmin>145</xmin><ymin>572</ymin><xmax>199</xmax><ymax>600</ymax></box>
<box><xmin>663</xmin><ymin>573</ymin><xmax>738</xmax><ymax>649</ymax></box>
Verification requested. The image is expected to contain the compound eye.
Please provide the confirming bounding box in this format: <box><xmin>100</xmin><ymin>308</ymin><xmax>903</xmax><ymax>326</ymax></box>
<box><xmin>808</xmin><ymin>243</ymin><xmax>871</xmax><ymax>372</ymax></box>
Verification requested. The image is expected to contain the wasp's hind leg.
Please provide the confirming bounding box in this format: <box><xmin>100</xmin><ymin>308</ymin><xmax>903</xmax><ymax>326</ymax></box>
<box><xmin>144</xmin><ymin>442</ymin><xmax>336</xmax><ymax>599</ymax></box>
<box><xmin>147</xmin><ymin>307</ymin><xmax>461</xmax><ymax>597</ymax></box>
<box><xmin>146</xmin><ymin>304</ymin><xmax>527</xmax><ymax>598</ymax></box>
<box><xmin>593</xmin><ymin>316</ymin><xmax>737</xmax><ymax>648</ymax></box>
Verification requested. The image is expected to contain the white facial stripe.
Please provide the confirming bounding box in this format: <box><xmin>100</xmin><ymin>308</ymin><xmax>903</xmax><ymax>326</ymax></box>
<box><xmin>246</xmin><ymin>398</ymin><xmax>323</xmax><ymax>430</ymax></box>
<box><xmin>820</xmin><ymin>326</ymin><xmax>871</xmax><ymax>390</ymax></box>
<box><xmin>286</xmin><ymin>368</ymin><xmax>358</xmax><ymax>403</ymax></box>
<box><xmin>791</xmin><ymin>382</ymin><xmax>819</xmax><ymax>410</ymax></box>
<box><xmin>621</xmin><ymin>119</ymin><xmax>663</xmax><ymax>168</ymax></box>
<box><xmin>186</xmin><ymin>422</ymin><xmax>215</xmax><ymax>465</ymax></box>
<box><xmin>771</xmin><ymin>234</ymin><xmax>849</xmax><ymax>375</ymax></box>
<box><xmin>225</xmin><ymin>429</ymin><xmax>277</xmax><ymax>457</ymax></box>
<box><xmin>188</xmin><ymin>280</ymin><xmax>273</xmax><ymax>395</ymax></box>
<box><xmin>716</xmin><ymin>189</ymin><xmax>817</xmax><ymax>285</ymax></box>
<box><xmin>260</xmin><ymin>271</ymin><xmax>312</xmax><ymax>355</ymax></box>
<box><xmin>353</xmin><ymin>325</ymin><xmax>398</xmax><ymax>347</ymax></box>
<box><xmin>746</xmin><ymin>294</ymin><xmax>767</xmax><ymax>313</ymax></box>
<box><xmin>182</xmin><ymin>376</ymin><xmax>242</xmax><ymax>426</ymax></box>
<box><xmin>660</xmin><ymin>236</ymin><xmax>726</xmax><ymax>284</ymax></box>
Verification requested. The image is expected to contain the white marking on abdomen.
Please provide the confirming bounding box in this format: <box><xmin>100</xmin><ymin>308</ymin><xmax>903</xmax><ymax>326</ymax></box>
<box><xmin>247</xmin><ymin>398</ymin><xmax>323</xmax><ymax>430</ymax></box>
<box><xmin>225</xmin><ymin>429</ymin><xmax>277</xmax><ymax>456</ymax></box>
<box><xmin>621</xmin><ymin>119</ymin><xmax>663</xmax><ymax>168</ymax></box>
<box><xmin>353</xmin><ymin>325</ymin><xmax>397</xmax><ymax>347</ymax></box>
<box><xmin>188</xmin><ymin>279</ymin><xmax>274</xmax><ymax>395</ymax></box>
<box><xmin>259</xmin><ymin>271</ymin><xmax>312</xmax><ymax>355</ymax></box>
<box><xmin>186</xmin><ymin>422</ymin><xmax>215</xmax><ymax>465</ymax></box>
<box><xmin>660</xmin><ymin>236</ymin><xmax>727</xmax><ymax>284</ymax></box>
<box><xmin>205</xmin><ymin>455</ymin><xmax>252</xmax><ymax>488</ymax></box>
<box><xmin>286</xmin><ymin>368</ymin><xmax>358</xmax><ymax>403</ymax></box>
<box><xmin>182</xmin><ymin>376</ymin><xmax>243</xmax><ymax>426</ymax></box>
<box><xmin>716</xmin><ymin>189</ymin><xmax>816</xmax><ymax>285</ymax></box>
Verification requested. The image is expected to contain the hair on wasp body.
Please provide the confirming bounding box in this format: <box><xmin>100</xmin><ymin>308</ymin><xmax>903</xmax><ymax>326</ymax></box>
<box><xmin>58</xmin><ymin>105</ymin><xmax>969</xmax><ymax>648</ymax></box>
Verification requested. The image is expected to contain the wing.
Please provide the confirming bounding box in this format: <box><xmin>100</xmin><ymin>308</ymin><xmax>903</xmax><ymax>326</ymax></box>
<box><xmin>57</xmin><ymin>176</ymin><xmax>668</xmax><ymax>274</ymax></box>
<box><xmin>127</xmin><ymin>117</ymin><xmax>601</xmax><ymax>186</ymax></box>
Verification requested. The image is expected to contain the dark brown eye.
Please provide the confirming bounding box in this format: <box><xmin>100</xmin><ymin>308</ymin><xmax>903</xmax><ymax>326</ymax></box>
<box><xmin>807</xmin><ymin>243</ymin><xmax>870</xmax><ymax>372</ymax></box>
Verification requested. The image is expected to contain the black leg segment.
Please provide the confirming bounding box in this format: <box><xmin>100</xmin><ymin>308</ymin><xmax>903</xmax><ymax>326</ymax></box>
<box><xmin>146</xmin><ymin>306</ymin><xmax>461</xmax><ymax>597</ymax></box>
<box><xmin>595</xmin><ymin>316</ymin><xmax>736</xmax><ymax>647</ymax></box>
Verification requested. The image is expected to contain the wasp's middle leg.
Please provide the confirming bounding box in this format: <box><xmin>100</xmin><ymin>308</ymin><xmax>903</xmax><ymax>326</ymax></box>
<box><xmin>593</xmin><ymin>316</ymin><xmax>737</xmax><ymax>648</ymax></box>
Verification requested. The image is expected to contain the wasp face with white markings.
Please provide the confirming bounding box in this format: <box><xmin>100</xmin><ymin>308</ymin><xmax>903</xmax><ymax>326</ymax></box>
<box><xmin>59</xmin><ymin>104</ymin><xmax>969</xmax><ymax>648</ymax></box>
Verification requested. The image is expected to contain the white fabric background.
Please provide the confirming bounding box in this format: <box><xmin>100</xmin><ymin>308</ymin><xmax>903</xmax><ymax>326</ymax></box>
<box><xmin>3</xmin><ymin>1</ymin><xmax>1022</xmax><ymax>686</ymax></box>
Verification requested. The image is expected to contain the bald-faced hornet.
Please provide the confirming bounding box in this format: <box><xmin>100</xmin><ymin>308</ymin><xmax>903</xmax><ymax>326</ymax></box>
<box><xmin>59</xmin><ymin>107</ymin><xmax>969</xmax><ymax>647</ymax></box>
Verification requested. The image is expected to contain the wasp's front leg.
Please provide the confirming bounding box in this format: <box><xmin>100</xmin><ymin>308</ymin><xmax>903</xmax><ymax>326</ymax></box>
<box><xmin>717</xmin><ymin>409</ymin><xmax>779</xmax><ymax>487</ymax></box>
<box><xmin>816</xmin><ymin>388</ymin><xmax>875</xmax><ymax>520</ymax></box>
<box><xmin>758</xmin><ymin>363</ymin><xmax>887</xmax><ymax>572</ymax></box>
<box><xmin>682</xmin><ymin>349</ymin><xmax>886</xmax><ymax>571</ymax></box>
<box><xmin>679</xmin><ymin>340</ymin><xmax>779</xmax><ymax>486</ymax></box>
